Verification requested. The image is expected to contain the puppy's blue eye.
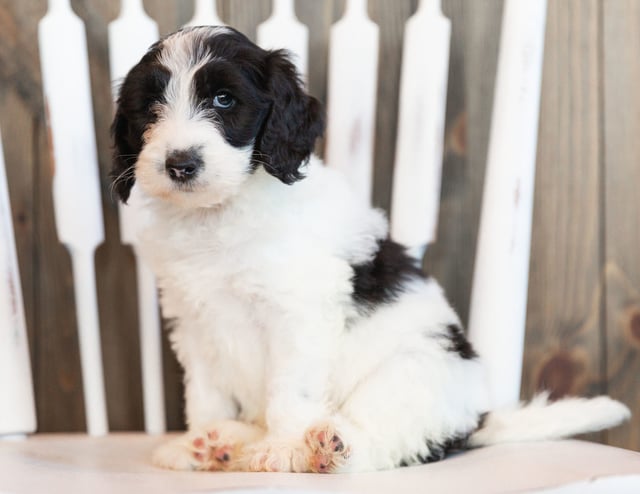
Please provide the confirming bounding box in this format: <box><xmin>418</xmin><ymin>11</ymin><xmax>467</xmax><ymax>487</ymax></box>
<box><xmin>212</xmin><ymin>91</ymin><xmax>235</xmax><ymax>109</ymax></box>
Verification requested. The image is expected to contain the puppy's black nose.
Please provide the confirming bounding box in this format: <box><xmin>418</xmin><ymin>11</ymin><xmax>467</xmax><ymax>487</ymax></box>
<box><xmin>165</xmin><ymin>149</ymin><xmax>203</xmax><ymax>182</ymax></box>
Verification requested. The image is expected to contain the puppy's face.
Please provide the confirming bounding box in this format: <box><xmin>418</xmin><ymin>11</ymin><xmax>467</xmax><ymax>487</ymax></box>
<box><xmin>111</xmin><ymin>27</ymin><xmax>324</xmax><ymax>207</ymax></box>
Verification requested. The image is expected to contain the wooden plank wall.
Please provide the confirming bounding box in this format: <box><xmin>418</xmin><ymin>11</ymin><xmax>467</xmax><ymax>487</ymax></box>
<box><xmin>602</xmin><ymin>0</ymin><xmax>640</xmax><ymax>449</ymax></box>
<box><xmin>520</xmin><ymin>0</ymin><xmax>605</xmax><ymax>444</ymax></box>
<box><xmin>0</xmin><ymin>0</ymin><xmax>638</xmax><ymax>450</ymax></box>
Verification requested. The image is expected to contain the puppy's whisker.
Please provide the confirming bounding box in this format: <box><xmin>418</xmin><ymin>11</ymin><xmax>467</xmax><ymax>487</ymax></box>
<box><xmin>250</xmin><ymin>158</ymin><xmax>272</xmax><ymax>167</ymax></box>
<box><xmin>250</xmin><ymin>155</ymin><xmax>281</xmax><ymax>174</ymax></box>
<box><xmin>110</xmin><ymin>166</ymin><xmax>136</xmax><ymax>201</ymax></box>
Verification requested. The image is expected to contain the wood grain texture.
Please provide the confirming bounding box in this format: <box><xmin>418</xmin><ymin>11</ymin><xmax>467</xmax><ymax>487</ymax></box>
<box><xmin>523</xmin><ymin>0</ymin><xmax>604</xmax><ymax>394</ymax></box>
<box><xmin>144</xmin><ymin>0</ymin><xmax>193</xmax><ymax>35</ymax></box>
<box><xmin>521</xmin><ymin>0</ymin><xmax>605</xmax><ymax>443</ymax></box>
<box><xmin>0</xmin><ymin>0</ymin><xmax>45</xmax><ymax>115</ymax></box>
<box><xmin>602</xmin><ymin>0</ymin><xmax>640</xmax><ymax>451</ymax></box>
<box><xmin>221</xmin><ymin>0</ymin><xmax>271</xmax><ymax>40</ymax></box>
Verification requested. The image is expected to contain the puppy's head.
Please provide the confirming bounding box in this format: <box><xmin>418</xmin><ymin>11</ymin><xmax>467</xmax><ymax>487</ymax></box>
<box><xmin>111</xmin><ymin>26</ymin><xmax>324</xmax><ymax>207</ymax></box>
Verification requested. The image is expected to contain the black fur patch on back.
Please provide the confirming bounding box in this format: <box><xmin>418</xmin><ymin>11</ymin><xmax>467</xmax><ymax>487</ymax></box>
<box><xmin>446</xmin><ymin>323</ymin><xmax>478</xmax><ymax>359</ymax></box>
<box><xmin>350</xmin><ymin>238</ymin><xmax>425</xmax><ymax>308</ymax></box>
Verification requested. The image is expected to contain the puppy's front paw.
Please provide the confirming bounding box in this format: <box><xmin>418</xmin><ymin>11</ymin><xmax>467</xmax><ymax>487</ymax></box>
<box><xmin>152</xmin><ymin>436</ymin><xmax>202</xmax><ymax>471</ymax></box>
<box><xmin>188</xmin><ymin>429</ymin><xmax>238</xmax><ymax>471</ymax></box>
<box><xmin>153</xmin><ymin>420</ymin><xmax>264</xmax><ymax>471</ymax></box>
<box><xmin>305</xmin><ymin>421</ymin><xmax>351</xmax><ymax>473</ymax></box>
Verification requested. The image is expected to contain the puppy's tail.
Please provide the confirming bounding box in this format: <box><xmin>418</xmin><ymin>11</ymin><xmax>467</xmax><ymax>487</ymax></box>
<box><xmin>468</xmin><ymin>393</ymin><xmax>631</xmax><ymax>447</ymax></box>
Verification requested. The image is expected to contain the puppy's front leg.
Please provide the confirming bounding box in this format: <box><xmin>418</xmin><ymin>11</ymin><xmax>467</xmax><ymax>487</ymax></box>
<box><xmin>266</xmin><ymin>321</ymin><xmax>332</xmax><ymax>436</ymax></box>
<box><xmin>154</xmin><ymin>335</ymin><xmax>264</xmax><ymax>471</ymax></box>
<box><xmin>245</xmin><ymin>304</ymin><xmax>340</xmax><ymax>472</ymax></box>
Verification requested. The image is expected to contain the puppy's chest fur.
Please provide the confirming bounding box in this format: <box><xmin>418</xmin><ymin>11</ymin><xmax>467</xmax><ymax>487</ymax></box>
<box><xmin>141</xmin><ymin>201</ymin><xmax>274</xmax><ymax>361</ymax></box>
<box><xmin>143</xmin><ymin>201</ymin><xmax>279</xmax><ymax>336</ymax></box>
<box><xmin>136</xmin><ymin>166</ymin><xmax>380</xmax><ymax>419</ymax></box>
<box><xmin>141</xmin><ymin>164</ymin><xmax>383</xmax><ymax>325</ymax></box>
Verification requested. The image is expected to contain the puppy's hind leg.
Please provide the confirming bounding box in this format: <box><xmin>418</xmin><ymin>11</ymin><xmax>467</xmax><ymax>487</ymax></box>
<box><xmin>313</xmin><ymin>350</ymin><xmax>485</xmax><ymax>473</ymax></box>
<box><xmin>307</xmin><ymin>359</ymin><xmax>427</xmax><ymax>473</ymax></box>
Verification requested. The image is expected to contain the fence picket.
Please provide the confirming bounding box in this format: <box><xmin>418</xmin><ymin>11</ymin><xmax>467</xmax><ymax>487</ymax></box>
<box><xmin>390</xmin><ymin>0</ymin><xmax>451</xmax><ymax>259</ymax></box>
<box><xmin>468</xmin><ymin>0</ymin><xmax>548</xmax><ymax>408</ymax></box>
<box><xmin>38</xmin><ymin>0</ymin><xmax>107</xmax><ymax>436</ymax></box>
<box><xmin>257</xmin><ymin>0</ymin><xmax>309</xmax><ymax>81</ymax></box>
<box><xmin>325</xmin><ymin>0</ymin><xmax>379</xmax><ymax>207</ymax></box>
<box><xmin>185</xmin><ymin>0</ymin><xmax>223</xmax><ymax>27</ymax></box>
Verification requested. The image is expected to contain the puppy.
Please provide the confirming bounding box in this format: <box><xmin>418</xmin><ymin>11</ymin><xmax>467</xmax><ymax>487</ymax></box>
<box><xmin>111</xmin><ymin>26</ymin><xmax>630</xmax><ymax>473</ymax></box>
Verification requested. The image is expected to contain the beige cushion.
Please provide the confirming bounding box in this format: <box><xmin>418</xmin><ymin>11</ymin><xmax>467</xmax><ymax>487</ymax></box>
<box><xmin>1</xmin><ymin>434</ymin><xmax>639</xmax><ymax>493</ymax></box>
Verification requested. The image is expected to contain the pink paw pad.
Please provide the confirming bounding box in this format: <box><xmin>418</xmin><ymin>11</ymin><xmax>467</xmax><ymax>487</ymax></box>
<box><xmin>190</xmin><ymin>431</ymin><xmax>234</xmax><ymax>470</ymax></box>
<box><xmin>214</xmin><ymin>444</ymin><xmax>233</xmax><ymax>463</ymax></box>
<box><xmin>305</xmin><ymin>425</ymin><xmax>351</xmax><ymax>473</ymax></box>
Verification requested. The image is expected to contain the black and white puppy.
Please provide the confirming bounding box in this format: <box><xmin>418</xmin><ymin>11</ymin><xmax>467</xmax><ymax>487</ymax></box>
<box><xmin>112</xmin><ymin>26</ymin><xmax>629</xmax><ymax>473</ymax></box>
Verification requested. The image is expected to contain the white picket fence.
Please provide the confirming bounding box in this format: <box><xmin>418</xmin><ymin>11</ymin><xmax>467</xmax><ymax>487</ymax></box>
<box><xmin>0</xmin><ymin>0</ymin><xmax>547</xmax><ymax>437</ymax></box>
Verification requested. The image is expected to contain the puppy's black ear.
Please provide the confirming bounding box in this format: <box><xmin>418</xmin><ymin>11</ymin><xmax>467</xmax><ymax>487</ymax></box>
<box><xmin>110</xmin><ymin>107</ymin><xmax>136</xmax><ymax>203</ymax></box>
<box><xmin>253</xmin><ymin>50</ymin><xmax>325</xmax><ymax>184</ymax></box>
